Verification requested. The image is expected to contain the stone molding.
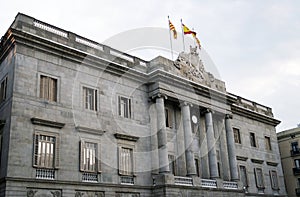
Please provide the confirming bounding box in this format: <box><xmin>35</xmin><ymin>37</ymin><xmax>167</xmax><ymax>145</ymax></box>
<box><xmin>31</xmin><ymin>117</ymin><xmax>65</xmax><ymax>129</ymax></box>
<box><xmin>76</xmin><ymin>126</ymin><xmax>105</xmax><ymax>136</ymax></box>
<box><xmin>251</xmin><ymin>158</ymin><xmax>264</xmax><ymax>164</ymax></box>
<box><xmin>114</xmin><ymin>133</ymin><xmax>139</xmax><ymax>142</ymax></box>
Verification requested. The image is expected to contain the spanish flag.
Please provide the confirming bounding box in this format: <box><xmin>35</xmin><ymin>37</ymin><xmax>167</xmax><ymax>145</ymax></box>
<box><xmin>169</xmin><ymin>20</ymin><xmax>177</xmax><ymax>39</ymax></box>
<box><xmin>182</xmin><ymin>24</ymin><xmax>196</xmax><ymax>35</ymax></box>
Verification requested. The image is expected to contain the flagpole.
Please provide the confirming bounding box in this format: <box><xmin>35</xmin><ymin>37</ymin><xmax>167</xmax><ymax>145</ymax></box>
<box><xmin>168</xmin><ymin>16</ymin><xmax>174</xmax><ymax>60</ymax></box>
<box><xmin>180</xmin><ymin>19</ymin><xmax>185</xmax><ymax>52</ymax></box>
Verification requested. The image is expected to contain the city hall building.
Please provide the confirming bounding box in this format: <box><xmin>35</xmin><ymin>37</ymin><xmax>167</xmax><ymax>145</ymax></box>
<box><xmin>0</xmin><ymin>13</ymin><xmax>286</xmax><ymax>196</ymax></box>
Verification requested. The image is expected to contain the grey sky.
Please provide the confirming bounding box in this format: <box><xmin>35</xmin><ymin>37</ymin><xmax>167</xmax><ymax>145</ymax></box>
<box><xmin>1</xmin><ymin>0</ymin><xmax>299</xmax><ymax>131</ymax></box>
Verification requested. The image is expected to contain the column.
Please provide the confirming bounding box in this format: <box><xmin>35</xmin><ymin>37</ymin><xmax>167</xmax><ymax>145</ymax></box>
<box><xmin>156</xmin><ymin>95</ymin><xmax>170</xmax><ymax>173</ymax></box>
<box><xmin>181</xmin><ymin>102</ymin><xmax>196</xmax><ymax>176</ymax></box>
<box><xmin>225</xmin><ymin>114</ymin><xmax>239</xmax><ymax>181</ymax></box>
<box><xmin>218</xmin><ymin>119</ymin><xmax>230</xmax><ymax>180</ymax></box>
<box><xmin>205</xmin><ymin>109</ymin><xmax>219</xmax><ymax>179</ymax></box>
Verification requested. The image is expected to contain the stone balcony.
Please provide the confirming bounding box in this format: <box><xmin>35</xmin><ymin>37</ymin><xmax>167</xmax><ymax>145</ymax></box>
<box><xmin>153</xmin><ymin>174</ymin><xmax>241</xmax><ymax>190</ymax></box>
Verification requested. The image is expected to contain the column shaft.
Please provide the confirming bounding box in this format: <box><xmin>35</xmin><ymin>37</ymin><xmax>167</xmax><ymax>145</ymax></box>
<box><xmin>225</xmin><ymin>115</ymin><xmax>239</xmax><ymax>181</ymax></box>
<box><xmin>181</xmin><ymin>103</ymin><xmax>196</xmax><ymax>176</ymax></box>
<box><xmin>156</xmin><ymin>97</ymin><xmax>170</xmax><ymax>173</ymax></box>
<box><xmin>205</xmin><ymin>110</ymin><xmax>219</xmax><ymax>179</ymax></box>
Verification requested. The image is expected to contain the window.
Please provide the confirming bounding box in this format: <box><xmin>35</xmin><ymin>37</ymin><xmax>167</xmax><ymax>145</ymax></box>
<box><xmin>119</xmin><ymin>147</ymin><xmax>133</xmax><ymax>175</ymax></box>
<box><xmin>195</xmin><ymin>158</ymin><xmax>200</xmax><ymax>177</ymax></box>
<box><xmin>292</xmin><ymin>142</ymin><xmax>299</xmax><ymax>152</ymax></box>
<box><xmin>265</xmin><ymin>136</ymin><xmax>272</xmax><ymax>151</ymax></box>
<box><xmin>269</xmin><ymin>170</ymin><xmax>279</xmax><ymax>189</ymax></box>
<box><xmin>165</xmin><ymin>108</ymin><xmax>173</xmax><ymax>128</ymax></box>
<box><xmin>0</xmin><ymin>132</ymin><xmax>2</xmax><ymax>166</ymax></box>
<box><xmin>168</xmin><ymin>155</ymin><xmax>176</xmax><ymax>175</ymax></box>
<box><xmin>83</xmin><ymin>87</ymin><xmax>97</xmax><ymax>111</ymax></box>
<box><xmin>33</xmin><ymin>133</ymin><xmax>59</xmax><ymax>168</ymax></box>
<box><xmin>239</xmin><ymin>165</ymin><xmax>248</xmax><ymax>187</ymax></box>
<box><xmin>233</xmin><ymin>128</ymin><xmax>241</xmax><ymax>144</ymax></box>
<box><xmin>80</xmin><ymin>141</ymin><xmax>100</xmax><ymax>172</ymax></box>
<box><xmin>118</xmin><ymin>96</ymin><xmax>131</xmax><ymax>118</ymax></box>
<box><xmin>250</xmin><ymin>132</ymin><xmax>257</xmax><ymax>147</ymax></box>
<box><xmin>295</xmin><ymin>159</ymin><xmax>300</xmax><ymax>168</ymax></box>
<box><xmin>254</xmin><ymin>168</ymin><xmax>264</xmax><ymax>188</ymax></box>
<box><xmin>0</xmin><ymin>76</ymin><xmax>7</xmax><ymax>104</ymax></box>
<box><xmin>40</xmin><ymin>75</ymin><xmax>57</xmax><ymax>102</ymax></box>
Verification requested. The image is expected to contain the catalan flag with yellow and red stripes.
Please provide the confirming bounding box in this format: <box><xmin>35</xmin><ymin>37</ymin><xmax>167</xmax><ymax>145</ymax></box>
<box><xmin>169</xmin><ymin>19</ymin><xmax>177</xmax><ymax>39</ymax></box>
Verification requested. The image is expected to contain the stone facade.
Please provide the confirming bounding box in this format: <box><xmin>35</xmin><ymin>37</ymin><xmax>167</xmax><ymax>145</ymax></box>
<box><xmin>277</xmin><ymin>127</ymin><xmax>300</xmax><ymax>197</ymax></box>
<box><xmin>0</xmin><ymin>13</ymin><xmax>286</xmax><ymax>196</ymax></box>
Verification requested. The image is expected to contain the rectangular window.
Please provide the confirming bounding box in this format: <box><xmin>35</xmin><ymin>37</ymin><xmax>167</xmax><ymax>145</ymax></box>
<box><xmin>250</xmin><ymin>132</ymin><xmax>257</xmax><ymax>147</ymax></box>
<box><xmin>118</xmin><ymin>96</ymin><xmax>131</xmax><ymax>118</ymax></box>
<box><xmin>233</xmin><ymin>128</ymin><xmax>241</xmax><ymax>144</ymax></box>
<box><xmin>269</xmin><ymin>170</ymin><xmax>279</xmax><ymax>189</ymax></box>
<box><xmin>80</xmin><ymin>141</ymin><xmax>100</xmax><ymax>172</ymax></box>
<box><xmin>195</xmin><ymin>158</ymin><xmax>200</xmax><ymax>177</ymax></box>
<box><xmin>0</xmin><ymin>76</ymin><xmax>8</xmax><ymax>103</ymax></box>
<box><xmin>295</xmin><ymin>159</ymin><xmax>300</xmax><ymax>168</ymax></box>
<box><xmin>265</xmin><ymin>136</ymin><xmax>272</xmax><ymax>151</ymax></box>
<box><xmin>40</xmin><ymin>75</ymin><xmax>57</xmax><ymax>102</ymax></box>
<box><xmin>83</xmin><ymin>87</ymin><xmax>97</xmax><ymax>111</ymax></box>
<box><xmin>165</xmin><ymin>108</ymin><xmax>173</xmax><ymax>128</ymax></box>
<box><xmin>292</xmin><ymin>142</ymin><xmax>299</xmax><ymax>152</ymax></box>
<box><xmin>255</xmin><ymin>168</ymin><xmax>264</xmax><ymax>188</ymax></box>
<box><xmin>119</xmin><ymin>147</ymin><xmax>133</xmax><ymax>175</ymax></box>
<box><xmin>168</xmin><ymin>155</ymin><xmax>176</xmax><ymax>175</ymax></box>
<box><xmin>239</xmin><ymin>165</ymin><xmax>248</xmax><ymax>187</ymax></box>
<box><xmin>33</xmin><ymin>133</ymin><xmax>59</xmax><ymax>168</ymax></box>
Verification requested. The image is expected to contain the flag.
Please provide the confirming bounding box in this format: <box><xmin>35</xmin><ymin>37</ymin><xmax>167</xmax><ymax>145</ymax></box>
<box><xmin>192</xmin><ymin>33</ymin><xmax>201</xmax><ymax>49</ymax></box>
<box><xmin>182</xmin><ymin>24</ymin><xmax>196</xmax><ymax>35</ymax></box>
<box><xmin>169</xmin><ymin>20</ymin><xmax>177</xmax><ymax>39</ymax></box>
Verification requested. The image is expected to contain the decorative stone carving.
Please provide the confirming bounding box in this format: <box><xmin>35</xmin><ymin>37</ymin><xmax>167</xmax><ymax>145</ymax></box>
<box><xmin>75</xmin><ymin>191</ymin><xmax>104</xmax><ymax>197</ymax></box>
<box><xmin>27</xmin><ymin>190</ymin><xmax>37</xmax><ymax>197</ymax></box>
<box><xmin>27</xmin><ymin>189</ymin><xmax>61</xmax><ymax>197</ymax></box>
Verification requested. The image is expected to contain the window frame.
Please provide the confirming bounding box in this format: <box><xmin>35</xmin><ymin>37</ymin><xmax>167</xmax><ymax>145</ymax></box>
<box><xmin>239</xmin><ymin>165</ymin><xmax>248</xmax><ymax>187</ymax></box>
<box><xmin>269</xmin><ymin>170</ymin><xmax>279</xmax><ymax>190</ymax></box>
<box><xmin>254</xmin><ymin>168</ymin><xmax>265</xmax><ymax>189</ymax></box>
<box><xmin>38</xmin><ymin>73</ymin><xmax>59</xmax><ymax>103</ymax></box>
<box><xmin>118</xmin><ymin>146</ymin><xmax>134</xmax><ymax>176</ymax></box>
<box><xmin>250</xmin><ymin>132</ymin><xmax>257</xmax><ymax>147</ymax></box>
<box><xmin>165</xmin><ymin>107</ymin><xmax>173</xmax><ymax>129</ymax></box>
<box><xmin>82</xmin><ymin>86</ymin><xmax>98</xmax><ymax>111</ymax></box>
<box><xmin>118</xmin><ymin>96</ymin><xmax>132</xmax><ymax>119</ymax></box>
<box><xmin>0</xmin><ymin>75</ymin><xmax>8</xmax><ymax>104</ymax></box>
<box><xmin>264</xmin><ymin>136</ymin><xmax>272</xmax><ymax>151</ymax></box>
<box><xmin>33</xmin><ymin>131</ymin><xmax>59</xmax><ymax>169</ymax></box>
<box><xmin>233</xmin><ymin>128</ymin><xmax>241</xmax><ymax>144</ymax></box>
<box><xmin>79</xmin><ymin>139</ymin><xmax>101</xmax><ymax>173</ymax></box>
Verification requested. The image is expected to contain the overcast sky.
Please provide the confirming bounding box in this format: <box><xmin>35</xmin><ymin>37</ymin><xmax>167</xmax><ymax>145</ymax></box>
<box><xmin>1</xmin><ymin>0</ymin><xmax>299</xmax><ymax>132</ymax></box>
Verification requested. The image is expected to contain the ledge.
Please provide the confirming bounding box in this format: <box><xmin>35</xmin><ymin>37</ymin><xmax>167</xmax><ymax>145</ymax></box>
<box><xmin>31</xmin><ymin>117</ymin><xmax>65</xmax><ymax>129</ymax></box>
<box><xmin>114</xmin><ymin>133</ymin><xmax>139</xmax><ymax>142</ymax></box>
<box><xmin>76</xmin><ymin>126</ymin><xmax>105</xmax><ymax>136</ymax></box>
<box><xmin>236</xmin><ymin>156</ymin><xmax>248</xmax><ymax>161</ymax></box>
<box><xmin>251</xmin><ymin>159</ymin><xmax>264</xmax><ymax>164</ymax></box>
<box><xmin>266</xmin><ymin>161</ymin><xmax>278</xmax><ymax>166</ymax></box>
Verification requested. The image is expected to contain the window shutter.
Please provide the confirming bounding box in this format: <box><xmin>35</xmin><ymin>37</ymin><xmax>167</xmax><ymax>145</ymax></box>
<box><xmin>128</xmin><ymin>98</ymin><xmax>131</xmax><ymax>118</ymax></box>
<box><xmin>54</xmin><ymin>135</ymin><xmax>59</xmax><ymax>168</ymax></box>
<box><xmin>33</xmin><ymin>133</ymin><xmax>39</xmax><ymax>167</ymax></box>
<box><xmin>51</xmin><ymin>78</ymin><xmax>57</xmax><ymax>102</ymax></box>
<box><xmin>118</xmin><ymin>147</ymin><xmax>123</xmax><ymax>175</ymax></box>
<box><xmin>95</xmin><ymin>90</ymin><xmax>98</xmax><ymax>111</ymax></box>
<box><xmin>118</xmin><ymin>96</ymin><xmax>121</xmax><ymax>116</ymax></box>
<box><xmin>80</xmin><ymin>140</ymin><xmax>85</xmax><ymax>171</ymax></box>
<box><xmin>97</xmin><ymin>143</ymin><xmax>101</xmax><ymax>173</ymax></box>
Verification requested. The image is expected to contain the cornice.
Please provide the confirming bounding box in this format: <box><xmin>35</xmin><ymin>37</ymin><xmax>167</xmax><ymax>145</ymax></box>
<box><xmin>31</xmin><ymin>117</ymin><xmax>65</xmax><ymax>129</ymax></box>
<box><xmin>114</xmin><ymin>133</ymin><xmax>139</xmax><ymax>142</ymax></box>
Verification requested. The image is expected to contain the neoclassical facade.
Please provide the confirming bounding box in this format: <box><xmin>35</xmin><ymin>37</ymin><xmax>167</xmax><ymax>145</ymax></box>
<box><xmin>0</xmin><ymin>13</ymin><xmax>286</xmax><ymax>196</ymax></box>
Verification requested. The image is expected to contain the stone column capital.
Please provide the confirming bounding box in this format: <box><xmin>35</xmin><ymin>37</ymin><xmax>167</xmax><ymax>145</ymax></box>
<box><xmin>225</xmin><ymin>114</ymin><xmax>233</xmax><ymax>119</ymax></box>
<box><xmin>152</xmin><ymin>93</ymin><xmax>168</xmax><ymax>100</ymax></box>
<box><xmin>179</xmin><ymin>101</ymin><xmax>193</xmax><ymax>108</ymax></box>
<box><xmin>201</xmin><ymin>108</ymin><xmax>214</xmax><ymax>115</ymax></box>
